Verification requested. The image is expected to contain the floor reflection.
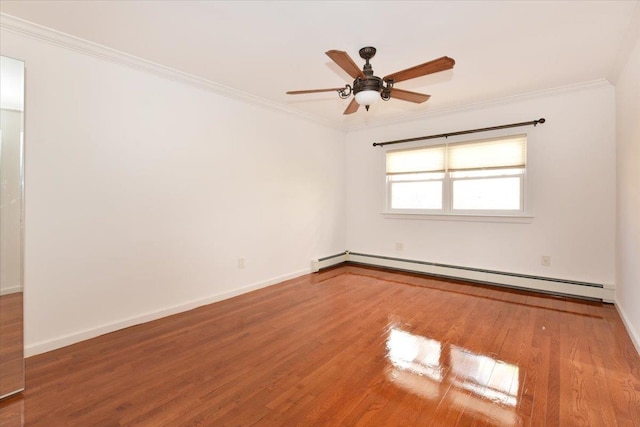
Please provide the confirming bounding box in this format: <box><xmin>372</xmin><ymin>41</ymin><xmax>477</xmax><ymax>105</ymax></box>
<box><xmin>387</xmin><ymin>328</ymin><xmax>443</xmax><ymax>382</ymax></box>
<box><xmin>450</xmin><ymin>345</ymin><xmax>519</xmax><ymax>407</ymax></box>
<box><xmin>0</xmin><ymin>393</ymin><xmax>24</xmax><ymax>427</ymax></box>
<box><xmin>385</xmin><ymin>326</ymin><xmax>521</xmax><ymax>425</ymax></box>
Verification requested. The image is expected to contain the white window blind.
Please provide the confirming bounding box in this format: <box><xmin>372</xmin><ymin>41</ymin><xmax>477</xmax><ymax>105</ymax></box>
<box><xmin>386</xmin><ymin>146</ymin><xmax>446</xmax><ymax>174</ymax></box>
<box><xmin>386</xmin><ymin>134</ymin><xmax>526</xmax><ymax>174</ymax></box>
<box><xmin>447</xmin><ymin>135</ymin><xmax>526</xmax><ymax>171</ymax></box>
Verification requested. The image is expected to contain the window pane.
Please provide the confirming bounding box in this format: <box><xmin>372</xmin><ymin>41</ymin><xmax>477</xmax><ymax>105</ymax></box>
<box><xmin>391</xmin><ymin>181</ymin><xmax>443</xmax><ymax>210</ymax></box>
<box><xmin>452</xmin><ymin>177</ymin><xmax>521</xmax><ymax>210</ymax></box>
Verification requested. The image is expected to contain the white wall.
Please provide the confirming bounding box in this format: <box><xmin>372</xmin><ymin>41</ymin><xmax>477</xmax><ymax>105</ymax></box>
<box><xmin>615</xmin><ymin>35</ymin><xmax>640</xmax><ymax>350</ymax></box>
<box><xmin>346</xmin><ymin>83</ymin><xmax>616</xmax><ymax>286</ymax></box>
<box><xmin>0</xmin><ymin>29</ymin><xmax>346</xmax><ymax>355</ymax></box>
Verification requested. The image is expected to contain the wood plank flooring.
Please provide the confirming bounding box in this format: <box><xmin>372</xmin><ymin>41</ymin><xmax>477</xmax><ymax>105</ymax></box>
<box><xmin>1</xmin><ymin>265</ymin><xmax>639</xmax><ymax>426</ymax></box>
<box><xmin>0</xmin><ymin>292</ymin><xmax>24</xmax><ymax>399</ymax></box>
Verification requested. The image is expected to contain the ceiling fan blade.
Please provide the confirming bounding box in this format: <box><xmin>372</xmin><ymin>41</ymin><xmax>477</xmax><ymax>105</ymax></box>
<box><xmin>326</xmin><ymin>50</ymin><xmax>366</xmax><ymax>79</ymax></box>
<box><xmin>343</xmin><ymin>98</ymin><xmax>359</xmax><ymax>115</ymax></box>
<box><xmin>286</xmin><ymin>87</ymin><xmax>344</xmax><ymax>95</ymax></box>
<box><xmin>390</xmin><ymin>88</ymin><xmax>431</xmax><ymax>103</ymax></box>
<box><xmin>384</xmin><ymin>56</ymin><xmax>455</xmax><ymax>83</ymax></box>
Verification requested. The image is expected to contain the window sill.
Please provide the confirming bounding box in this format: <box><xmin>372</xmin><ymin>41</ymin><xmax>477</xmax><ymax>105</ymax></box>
<box><xmin>382</xmin><ymin>212</ymin><xmax>534</xmax><ymax>223</ymax></box>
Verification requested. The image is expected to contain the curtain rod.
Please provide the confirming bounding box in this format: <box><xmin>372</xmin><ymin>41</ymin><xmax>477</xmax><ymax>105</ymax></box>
<box><xmin>372</xmin><ymin>118</ymin><xmax>546</xmax><ymax>147</ymax></box>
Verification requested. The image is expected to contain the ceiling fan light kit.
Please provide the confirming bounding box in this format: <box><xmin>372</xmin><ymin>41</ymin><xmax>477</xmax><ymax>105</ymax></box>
<box><xmin>354</xmin><ymin>90</ymin><xmax>381</xmax><ymax>109</ymax></box>
<box><xmin>287</xmin><ymin>46</ymin><xmax>455</xmax><ymax>115</ymax></box>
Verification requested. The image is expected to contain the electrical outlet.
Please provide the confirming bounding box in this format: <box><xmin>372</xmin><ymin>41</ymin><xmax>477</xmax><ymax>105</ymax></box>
<box><xmin>395</xmin><ymin>242</ymin><xmax>404</xmax><ymax>251</ymax></box>
<box><xmin>237</xmin><ymin>258</ymin><xmax>245</xmax><ymax>269</ymax></box>
<box><xmin>541</xmin><ymin>256</ymin><xmax>551</xmax><ymax>267</ymax></box>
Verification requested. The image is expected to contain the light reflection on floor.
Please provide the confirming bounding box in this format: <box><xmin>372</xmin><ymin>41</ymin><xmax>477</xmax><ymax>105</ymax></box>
<box><xmin>385</xmin><ymin>326</ymin><xmax>521</xmax><ymax>425</ymax></box>
<box><xmin>387</xmin><ymin>328</ymin><xmax>443</xmax><ymax>382</ymax></box>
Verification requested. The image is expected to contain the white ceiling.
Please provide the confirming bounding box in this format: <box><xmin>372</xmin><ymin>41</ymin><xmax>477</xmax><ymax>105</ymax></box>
<box><xmin>1</xmin><ymin>1</ymin><xmax>639</xmax><ymax>129</ymax></box>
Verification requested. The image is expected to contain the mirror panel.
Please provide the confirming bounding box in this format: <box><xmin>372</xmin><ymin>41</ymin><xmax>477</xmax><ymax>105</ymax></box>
<box><xmin>0</xmin><ymin>55</ymin><xmax>25</xmax><ymax>399</ymax></box>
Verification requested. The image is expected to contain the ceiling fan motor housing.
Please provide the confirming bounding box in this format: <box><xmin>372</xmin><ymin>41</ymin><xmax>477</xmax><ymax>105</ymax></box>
<box><xmin>353</xmin><ymin>76</ymin><xmax>393</xmax><ymax>100</ymax></box>
<box><xmin>353</xmin><ymin>47</ymin><xmax>393</xmax><ymax>102</ymax></box>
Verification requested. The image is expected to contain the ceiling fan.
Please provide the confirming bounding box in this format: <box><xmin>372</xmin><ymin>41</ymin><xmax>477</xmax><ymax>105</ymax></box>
<box><xmin>286</xmin><ymin>46</ymin><xmax>455</xmax><ymax>115</ymax></box>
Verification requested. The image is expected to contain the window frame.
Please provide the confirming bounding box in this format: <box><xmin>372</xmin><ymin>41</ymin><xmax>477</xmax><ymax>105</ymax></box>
<box><xmin>386</xmin><ymin>172</ymin><xmax>445</xmax><ymax>213</ymax></box>
<box><xmin>384</xmin><ymin>134</ymin><xmax>529</xmax><ymax>218</ymax></box>
<box><xmin>448</xmin><ymin>168</ymin><xmax>526</xmax><ymax>215</ymax></box>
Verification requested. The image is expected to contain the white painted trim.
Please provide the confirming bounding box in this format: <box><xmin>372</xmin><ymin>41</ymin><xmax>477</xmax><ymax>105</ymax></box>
<box><xmin>382</xmin><ymin>213</ymin><xmax>534</xmax><ymax>223</ymax></box>
<box><xmin>0</xmin><ymin>387</ymin><xmax>24</xmax><ymax>401</ymax></box>
<box><xmin>0</xmin><ymin>285</ymin><xmax>22</xmax><ymax>296</ymax></box>
<box><xmin>311</xmin><ymin>252</ymin><xmax>348</xmax><ymax>272</ymax></box>
<box><xmin>25</xmin><ymin>268</ymin><xmax>310</xmax><ymax>357</ymax></box>
<box><xmin>0</xmin><ymin>13</ymin><xmax>340</xmax><ymax>131</ymax></box>
<box><xmin>602</xmin><ymin>283</ymin><xmax>616</xmax><ymax>304</ymax></box>
<box><xmin>345</xmin><ymin>252</ymin><xmax>614</xmax><ymax>301</ymax></box>
<box><xmin>614</xmin><ymin>301</ymin><xmax>640</xmax><ymax>356</ymax></box>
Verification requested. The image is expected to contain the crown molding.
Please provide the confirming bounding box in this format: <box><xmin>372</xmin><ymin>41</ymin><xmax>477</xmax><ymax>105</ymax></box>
<box><xmin>344</xmin><ymin>78</ymin><xmax>612</xmax><ymax>132</ymax></box>
<box><xmin>0</xmin><ymin>13</ymin><xmax>343</xmax><ymax>131</ymax></box>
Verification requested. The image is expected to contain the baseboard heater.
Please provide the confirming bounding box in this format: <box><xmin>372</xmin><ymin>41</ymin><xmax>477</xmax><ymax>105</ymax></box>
<box><xmin>312</xmin><ymin>251</ymin><xmax>614</xmax><ymax>302</ymax></box>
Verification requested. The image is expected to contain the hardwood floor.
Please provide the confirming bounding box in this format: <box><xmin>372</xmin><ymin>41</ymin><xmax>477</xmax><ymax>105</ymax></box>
<box><xmin>0</xmin><ymin>292</ymin><xmax>24</xmax><ymax>399</ymax></box>
<box><xmin>1</xmin><ymin>265</ymin><xmax>639</xmax><ymax>426</ymax></box>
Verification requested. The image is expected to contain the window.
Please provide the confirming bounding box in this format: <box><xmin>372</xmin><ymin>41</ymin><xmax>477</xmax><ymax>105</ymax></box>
<box><xmin>386</xmin><ymin>134</ymin><xmax>527</xmax><ymax>215</ymax></box>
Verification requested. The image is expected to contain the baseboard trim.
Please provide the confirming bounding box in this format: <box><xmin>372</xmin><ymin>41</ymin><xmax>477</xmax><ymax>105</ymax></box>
<box><xmin>311</xmin><ymin>252</ymin><xmax>349</xmax><ymax>272</ymax></box>
<box><xmin>316</xmin><ymin>251</ymin><xmax>614</xmax><ymax>301</ymax></box>
<box><xmin>614</xmin><ymin>301</ymin><xmax>640</xmax><ymax>356</ymax></box>
<box><xmin>25</xmin><ymin>268</ymin><xmax>309</xmax><ymax>357</ymax></box>
<box><xmin>0</xmin><ymin>286</ymin><xmax>22</xmax><ymax>296</ymax></box>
